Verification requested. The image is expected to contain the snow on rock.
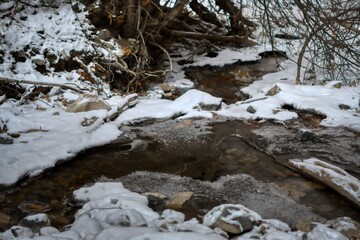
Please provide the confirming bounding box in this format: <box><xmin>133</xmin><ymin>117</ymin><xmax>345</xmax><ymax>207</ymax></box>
<box><xmin>203</xmin><ymin>204</ymin><xmax>262</xmax><ymax>234</ymax></box>
<box><xmin>2</xmin><ymin>181</ymin><xmax>360</xmax><ymax>240</ymax></box>
<box><xmin>129</xmin><ymin>232</ymin><xmax>227</xmax><ymax>240</ymax></box>
<box><xmin>115</xmin><ymin>89</ymin><xmax>222</xmax><ymax>125</ymax></box>
<box><xmin>289</xmin><ymin>158</ymin><xmax>360</xmax><ymax>208</ymax></box>
<box><xmin>306</xmin><ymin>223</ymin><xmax>348</xmax><ymax>240</ymax></box>
<box><xmin>217</xmin><ymin>65</ymin><xmax>360</xmax><ymax>131</ymax></box>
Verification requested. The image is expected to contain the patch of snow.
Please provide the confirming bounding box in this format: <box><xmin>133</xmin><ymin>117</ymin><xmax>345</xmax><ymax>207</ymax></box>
<box><xmin>0</xmin><ymin>101</ymin><xmax>121</xmax><ymax>186</ymax></box>
<box><xmin>190</xmin><ymin>48</ymin><xmax>261</xmax><ymax>67</ymax></box>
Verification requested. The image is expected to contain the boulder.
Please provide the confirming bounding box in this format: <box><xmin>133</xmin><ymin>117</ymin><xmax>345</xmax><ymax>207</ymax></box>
<box><xmin>203</xmin><ymin>204</ymin><xmax>262</xmax><ymax>234</ymax></box>
<box><xmin>66</xmin><ymin>94</ymin><xmax>111</xmax><ymax>112</ymax></box>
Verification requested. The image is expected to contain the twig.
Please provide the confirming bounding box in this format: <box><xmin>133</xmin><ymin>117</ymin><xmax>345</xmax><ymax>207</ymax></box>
<box><xmin>0</xmin><ymin>77</ymin><xmax>84</xmax><ymax>93</ymax></box>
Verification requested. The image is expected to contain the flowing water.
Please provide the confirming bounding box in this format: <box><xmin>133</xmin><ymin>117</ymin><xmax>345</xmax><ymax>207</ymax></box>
<box><xmin>1</xmin><ymin>56</ymin><xmax>359</xmax><ymax>231</ymax></box>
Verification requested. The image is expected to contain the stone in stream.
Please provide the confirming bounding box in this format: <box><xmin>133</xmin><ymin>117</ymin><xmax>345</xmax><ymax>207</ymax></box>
<box><xmin>105</xmin><ymin>209</ymin><xmax>147</xmax><ymax>227</ymax></box>
<box><xmin>19</xmin><ymin>213</ymin><xmax>50</xmax><ymax>233</ymax></box>
<box><xmin>326</xmin><ymin>217</ymin><xmax>360</xmax><ymax>240</ymax></box>
<box><xmin>166</xmin><ymin>192</ymin><xmax>194</xmax><ymax>210</ymax></box>
<box><xmin>246</xmin><ymin>106</ymin><xmax>256</xmax><ymax>114</ymax></box>
<box><xmin>295</xmin><ymin>128</ymin><xmax>317</xmax><ymax>142</ymax></box>
<box><xmin>203</xmin><ymin>204</ymin><xmax>262</xmax><ymax>234</ymax></box>
<box><xmin>17</xmin><ymin>201</ymin><xmax>51</xmax><ymax>214</ymax></box>
<box><xmin>0</xmin><ymin>136</ymin><xmax>13</xmax><ymax>144</ymax></box>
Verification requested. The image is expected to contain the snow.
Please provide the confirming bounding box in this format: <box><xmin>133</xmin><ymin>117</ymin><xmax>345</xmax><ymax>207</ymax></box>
<box><xmin>2</xmin><ymin>181</ymin><xmax>353</xmax><ymax>239</ymax></box>
<box><xmin>289</xmin><ymin>158</ymin><xmax>360</xmax><ymax>206</ymax></box>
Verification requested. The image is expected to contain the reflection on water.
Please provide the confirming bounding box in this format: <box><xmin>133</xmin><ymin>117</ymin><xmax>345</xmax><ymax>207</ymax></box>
<box><xmin>1</xmin><ymin>120</ymin><xmax>359</xmax><ymax>231</ymax></box>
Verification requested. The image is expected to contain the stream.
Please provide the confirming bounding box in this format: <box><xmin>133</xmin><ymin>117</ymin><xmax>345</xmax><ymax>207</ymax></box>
<box><xmin>1</xmin><ymin>56</ymin><xmax>359</xmax><ymax>231</ymax></box>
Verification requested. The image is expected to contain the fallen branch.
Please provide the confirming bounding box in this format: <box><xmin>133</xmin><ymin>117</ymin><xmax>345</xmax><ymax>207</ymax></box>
<box><xmin>165</xmin><ymin>29</ymin><xmax>257</xmax><ymax>47</ymax></box>
<box><xmin>0</xmin><ymin>76</ymin><xmax>84</xmax><ymax>93</ymax></box>
<box><xmin>289</xmin><ymin>158</ymin><xmax>360</xmax><ymax>209</ymax></box>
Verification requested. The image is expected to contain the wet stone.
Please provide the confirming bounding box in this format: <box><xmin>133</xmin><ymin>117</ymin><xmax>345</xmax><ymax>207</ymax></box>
<box><xmin>17</xmin><ymin>201</ymin><xmax>51</xmax><ymax>214</ymax></box>
<box><xmin>0</xmin><ymin>212</ymin><xmax>11</xmax><ymax>226</ymax></box>
<box><xmin>295</xmin><ymin>129</ymin><xmax>316</xmax><ymax>142</ymax></box>
<box><xmin>20</xmin><ymin>213</ymin><xmax>51</xmax><ymax>233</ymax></box>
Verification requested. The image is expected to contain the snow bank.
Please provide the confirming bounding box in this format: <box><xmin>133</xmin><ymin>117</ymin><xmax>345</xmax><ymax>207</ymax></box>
<box><xmin>0</xmin><ymin>93</ymin><xmax>138</xmax><ymax>186</ymax></box>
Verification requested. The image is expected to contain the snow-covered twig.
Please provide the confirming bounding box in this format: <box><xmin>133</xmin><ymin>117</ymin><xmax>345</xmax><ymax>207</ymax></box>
<box><xmin>0</xmin><ymin>76</ymin><xmax>84</xmax><ymax>93</ymax></box>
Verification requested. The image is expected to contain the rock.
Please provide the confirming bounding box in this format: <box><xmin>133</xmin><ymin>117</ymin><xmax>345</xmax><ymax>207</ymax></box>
<box><xmin>98</xmin><ymin>29</ymin><xmax>111</xmax><ymax>41</ymax></box>
<box><xmin>39</xmin><ymin>226</ymin><xmax>60</xmax><ymax>236</ymax></box>
<box><xmin>81</xmin><ymin>116</ymin><xmax>98</xmax><ymax>126</ymax></box>
<box><xmin>20</xmin><ymin>213</ymin><xmax>51</xmax><ymax>233</ymax></box>
<box><xmin>332</xmin><ymin>82</ymin><xmax>342</xmax><ymax>89</ymax></box>
<box><xmin>71</xmin><ymin>214</ymin><xmax>102</xmax><ymax>238</ymax></box>
<box><xmin>143</xmin><ymin>192</ymin><xmax>168</xmax><ymax>209</ymax></box>
<box><xmin>0</xmin><ymin>136</ymin><xmax>13</xmax><ymax>144</ymax></box>
<box><xmin>203</xmin><ymin>204</ymin><xmax>262</xmax><ymax>234</ymax></box>
<box><xmin>326</xmin><ymin>217</ymin><xmax>360</xmax><ymax>240</ymax></box>
<box><xmin>32</xmin><ymin>55</ymin><xmax>46</xmax><ymax>66</ymax></box>
<box><xmin>160</xmin><ymin>84</ymin><xmax>176</xmax><ymax>93</ymax></box>
<box><xmin>246</xmin><ymin>106</ymin><xmax>256</xmax><ymax>114</ymax></box>
<box><xmin>306</xmin><ymin>223</ymin><xmax>348</xmax><ymax>240</ymax></box>
<box><xmin>289</xmin><ymin>158</ymin><xmax>360</xmax><ymax>209</ymax></box>
<box><xmin>8</xmin><ymin>226</ymin><xmax>34</xmax><ymax>238</ymax></box>
<box><xmin>339</xmin><ymin>104</ymin><xmax>351</xmax><ymax>110</ymax></box>
<box><xmin>295</xmin><ymin>128</ymin><xmax>316</xmax><ymax>142</ymax></box>
<box><xmin>0</xmin><ymin>212</ymin><xmax>11</xmax><ymax>227</ymax></box>
<box><xmin>66</xmin><ymin>94</ymin><xmax>111</xmax><ymax>112</ymax></box>
<box><xmin>266</xmin><ymin>85</ymin><xmax>281</xmax><ymax>96</ymax></box>
<box><xmin>17</xmin><ymin>201</ymin><xmax>51</xmax><ymax>214</ymax></box>
<box><xmin>105</xmin><ymin>209</ymin><xmax>147</xmax><ymax>227</ymax></box>
<box><xmin>166</xmin><ymin>192</ymin><xmax>194</xmax><ymax>210</ymax></box>
<box><xmin>161</xmin><ymin>209</ymin><xmax>185</xmax><ymax>223</ymax></box>
<box><xmin>94</xmin><ymin>226</ymin><xmax>159</xmax><ymax>240</ymax></box>
<box><xmin>296</xmin><ymin>216</ymin><xmax>314</xmax><ymax>232</ymax></box>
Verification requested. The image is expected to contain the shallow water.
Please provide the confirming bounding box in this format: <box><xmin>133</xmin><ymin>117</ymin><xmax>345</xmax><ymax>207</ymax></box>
<box><xmin>185</xmin><ymin>56</ymin><xmax>285</xmax><ymax>103</ymax></box>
